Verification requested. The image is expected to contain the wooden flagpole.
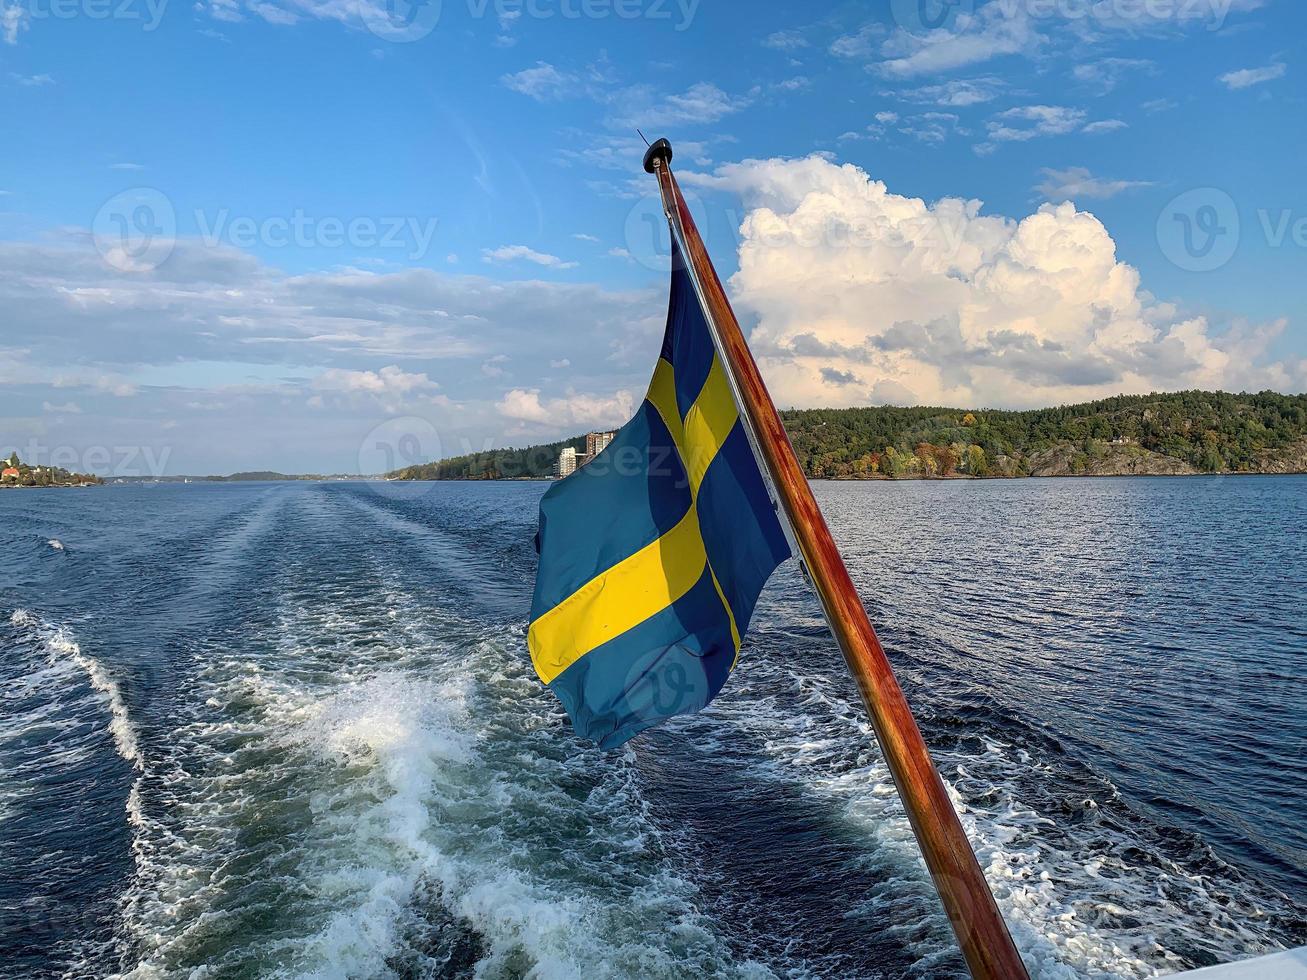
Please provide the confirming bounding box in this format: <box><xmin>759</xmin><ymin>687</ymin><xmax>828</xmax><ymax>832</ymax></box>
<box><xmin>645</xmin><ymin>138</ymin><xmax>1030</xmax><ymax>980</ymax></box>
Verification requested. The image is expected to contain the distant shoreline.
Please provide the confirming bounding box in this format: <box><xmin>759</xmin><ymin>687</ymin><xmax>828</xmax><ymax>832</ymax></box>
<box><xmin>7</xmin><ymin>470</ymin><xmax>1298</xmax><ymax>489</ymax></box>
<box><xmin>384</xmin><ymin>469</ymin><xmax>1307</xmax><ymax>484</ymax></box>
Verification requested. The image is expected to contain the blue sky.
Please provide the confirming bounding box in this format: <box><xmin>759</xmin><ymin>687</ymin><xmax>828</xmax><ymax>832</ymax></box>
<box><xmin>1</xmin><ymin>0</ymin><xmax>1303</xmax><ymax>474</ymax></box>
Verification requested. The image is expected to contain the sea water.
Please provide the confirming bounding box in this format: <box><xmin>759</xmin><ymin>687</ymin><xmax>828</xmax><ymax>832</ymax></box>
<box><xmin>1</xmin><ymin>478</ymin><xmax>1303</xmax><ymax>979</ymax></box>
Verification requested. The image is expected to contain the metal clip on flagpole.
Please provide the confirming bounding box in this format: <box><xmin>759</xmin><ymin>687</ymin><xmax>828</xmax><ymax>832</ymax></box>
<box><xmin>643</xmin><ymin>137</ymin><xmax>1030</xmax><ymax>980</ymax></box>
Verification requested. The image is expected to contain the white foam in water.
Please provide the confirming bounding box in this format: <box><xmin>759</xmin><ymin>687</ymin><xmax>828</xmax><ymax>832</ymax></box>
<box><xmin>112</xmin><ymin>578</ymin><xmax>766</xmax><ymax>980</ymax></box>
<box><xmin>9</xmin><ymin>610</ymin><xmax>143</xmax><ymax>771</ymax></box>
<box><xmin>710</xmin><ymin>655</ymin><xmax>1291</xmax><ymax>979</ymax></box>
<box><xmin>4</xmin><ymin>610</ymin><xmax>152</xmax><ymax>974</ymax></box>
<box><xmin>290</xmin><ymin>673</ymin><xmax>476</xmax><ymax>976</ymax></box>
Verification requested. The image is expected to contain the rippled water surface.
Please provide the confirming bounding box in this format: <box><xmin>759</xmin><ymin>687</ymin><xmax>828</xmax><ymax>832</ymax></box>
<box><xmin>1</xmin><ymin>478</ymin><xmax>1303</xmax><ymax>979</ymax></box>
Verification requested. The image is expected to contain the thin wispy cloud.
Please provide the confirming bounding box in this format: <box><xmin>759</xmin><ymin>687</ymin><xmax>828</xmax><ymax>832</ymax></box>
<box><xmin>605</xmin><ymin>81</ymin><xmax>749</xmax><ymax>130</ymax></box>
<box><xmin>869</xmin><ymin>0</ymin><xmax>1266</xmax><ymax>80</ymax></box>
<box><xmin>1219</xmin><ymin>61</ymin><xmax>1286</xmax><ymax>90</ymax></box>
<box><xmin>829</xmin><ymin>24</ymin><xmax>883</xmax><ymax>60</ymax></box>
<box><xmin>1036</xmin><ymin>166</ymin><xmax>1153</xmax><ymax>201</ymax></box>
<box><xmin>762</xmin><ymin>29</ymin><xmax>808</xmax><ymax>51</ymax></box>
<box><xmin>773</xmin><ymin>76</ymin><xmax>811</xmax><ymax>92</ymax></box>
<box><xmin>899</xmin><ymin>112</ymin><xmax>963</xmax><ymax>144</ymax></box>
<box><xmin>1082</xmin><ymin>119</ymin><xmax>1128</xmax><ymax>135</ymax></box>
<box><xmin>1142</xmin><ymin>97</ymin><xmax>1179</xmax><ymax>113</ymax></box>
<box><xmin>482</xmin><ymin>245</ymin><xmax>578</xmax><ymax>269</ymax></box>
<box><xmin>501</xmin><ymin>62</ymin><xmax>575</xmax><ymax>101</ymax></box>
<box><xmin>1071</xmin><ymin>57</ymin><xmax>1155</xmax><ymax>94</ymax></box>
<box><xmin>980</xmin><ymin>104</ymin><xmax>1087</xmax><ymax>151</ymax></box>
<box><xmin>877</xmin><ymin>5</ymin><xmax>1038</xmax><ymax>78</ymax></box>
<box><xmin>889</xmin><ymin>77</ymin><xmax>1005</xmax><ymax>107</ymax></box>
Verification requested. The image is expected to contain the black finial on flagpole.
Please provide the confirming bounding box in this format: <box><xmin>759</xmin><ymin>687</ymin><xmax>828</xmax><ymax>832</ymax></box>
<box><xmin>643</xmin><ymin>138</ymin><xmax>673</xmax><ymax>174</ymax></box>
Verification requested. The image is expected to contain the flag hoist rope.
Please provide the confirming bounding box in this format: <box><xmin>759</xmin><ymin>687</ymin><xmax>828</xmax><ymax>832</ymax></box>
<box><xmin>646</xmin><ymin>137</ymin><xmax>1031</xmax><ymax>980</ymax></box>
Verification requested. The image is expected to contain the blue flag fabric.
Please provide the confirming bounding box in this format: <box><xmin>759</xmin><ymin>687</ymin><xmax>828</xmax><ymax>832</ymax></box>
<box><xmin>528</xmin><ymin>243</ymin><xmax>791</xmax><ymax>748</ymax></box>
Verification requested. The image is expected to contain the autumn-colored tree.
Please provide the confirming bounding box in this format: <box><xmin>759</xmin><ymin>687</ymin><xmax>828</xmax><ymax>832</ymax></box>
<box><xmin>915</xmin><ymin>443</ymin><xmax>938</xmax><ymax>477</ymax></box>
<box><xmin>936</xmin><ymin>444</ymin><xmax>958</xmax><ymax>476</ymax></box>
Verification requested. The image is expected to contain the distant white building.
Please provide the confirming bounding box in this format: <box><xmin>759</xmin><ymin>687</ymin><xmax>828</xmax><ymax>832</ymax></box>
<box><xmin>557</xmin><ymin>446</ymin><xmax>578</xmax><ymax>478</ymax></box>
<box><xmin>557</xmin><ymin>431</ymin><xmax>618</xmax><ymax>479</ymax></box>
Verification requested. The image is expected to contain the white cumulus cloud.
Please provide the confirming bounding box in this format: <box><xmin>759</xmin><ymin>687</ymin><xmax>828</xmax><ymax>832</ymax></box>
<box><xmin>496</xmin><ymin>387</ymin><xmax>635</xmax><ymax>430</ymax></box>
<box><xmin>679</xmin><ymin>155</ymin><xmax>1302</xmax><ymax>410</ymax></box>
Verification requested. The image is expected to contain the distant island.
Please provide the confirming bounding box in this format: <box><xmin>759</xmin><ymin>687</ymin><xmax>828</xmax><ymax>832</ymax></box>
<box><xmin>111</xmin><ymin>472</ymin><xmax>370</xmax><ymax>484</ymax></box>
<box><xmin>386</xmin><ymin>390</ymin><xmax>1307</xmax><ymax>482</ymax></box>
<box><xmin>1</xmin><ymin>452</ymin><xmax>103</xmax><ymax>488</ymax></box>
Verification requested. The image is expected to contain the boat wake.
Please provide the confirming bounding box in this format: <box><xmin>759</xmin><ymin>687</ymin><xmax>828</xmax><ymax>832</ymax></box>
<box><xmin>699</xmin><ymin>622</ymin><xmax>1305</xmax><ymax>979</ymax></box>
<box><xmin>112</xmin><ymin>571</ymin><xmax>767</xmax><ymax>979</ymax></box>
<box><xmin>2</xmin><ymin>611</ymin><xmax>148</xmax><ymax>974</ymax></box>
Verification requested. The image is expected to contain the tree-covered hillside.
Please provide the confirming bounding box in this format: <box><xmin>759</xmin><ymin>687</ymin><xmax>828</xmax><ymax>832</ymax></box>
<box><xmin>390</xmin><ymin>435</ymin><xmax>587</xmax><ymax>481</ymax></box>
<box><xmin>781</xmin><ymin>390</ymin><xmax>1307</xmax><ymax>478</ymax></box>
<box><xmin>386</xmin><ymin>391</ymin><xmax>1307</xmax><ymax>481</ymax></box>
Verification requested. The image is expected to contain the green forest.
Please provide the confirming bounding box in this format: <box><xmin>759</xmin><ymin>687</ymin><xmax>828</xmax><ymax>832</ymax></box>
<box><xmin>781</xmin><ymin>390</ymin><xmax>1307</xmax><ymax>478</ymax></box>
<box><xmin>390</xmin><ymin>435</ymin><xmax>587</xmax><ymax>481</ymax></box>
<box><xmin>388</xmin><ymin>390</ymin><xmax>1307</xmax><ymax>481</ymax></box>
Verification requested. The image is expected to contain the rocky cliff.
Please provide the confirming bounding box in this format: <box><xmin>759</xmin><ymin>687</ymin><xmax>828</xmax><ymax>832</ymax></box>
<box><xmin>1254</xmin><ymin>439</ymin><xmax>1307</xmax><ymax>474</ymax></box>
<box><xmin>1026</xmin><ymin>444</ymin><xmax>1199</xmax><ymax>478</ymax></box>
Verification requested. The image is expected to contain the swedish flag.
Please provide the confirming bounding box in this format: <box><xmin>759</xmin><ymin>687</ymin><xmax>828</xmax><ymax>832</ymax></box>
<box><xmin>529</xmin><ymin>243</ymin><xmax>792</xmax><ymax>748</ymax></box>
